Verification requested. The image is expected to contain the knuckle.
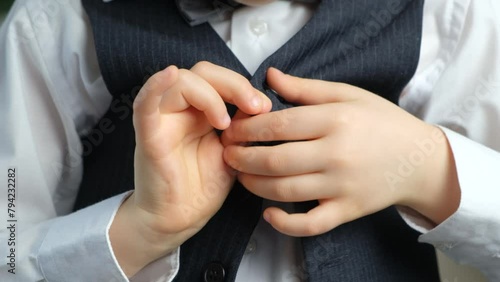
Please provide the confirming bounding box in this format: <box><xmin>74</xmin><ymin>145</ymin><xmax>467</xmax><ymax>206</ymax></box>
<box><xmin>227</xmin><ymin>77</ymin><xmax>254</xmax><ymax>103</ymax></box>
<box><xmin>337</xmin><ymin>112</ymin><xmax>351</xmax><ymax>126</ymax></box>
<box><xmin>234</xmin><ymin>83</ymin><xmax>254</xmax><ymax>102</ymax></box>
<box><xmin>191</xmin><ymin>61</ymin><xmax>213</xmax><ymax>73</ymax></box>
<box><xmin>256</xmin><ymin>127</ymin><xmax>274</xmax><ymax>142</ymax></box>
<box><xmin>133</xmin><ymin>89</ymin><xmax>147</xmax><ymax>111</ymax></box>
<box><xmin>294</xmin><ymin>77</ymin><xmax>309</xmax><ymax>94</ymax></box>
<box><xmin>241</xmin><ymin>147</ymin><xmax>257</xmax><ymax>162</ymax></box>
<box><xmin>274</xmin><ymin>180</ymin><xmax>294</xmax><ymax>201</ymax></box>
<box><xmin>234</xmin><ymin>77</ymin><xmax>253</xmax><ymax>93</ymax></box>
<box><xmin>176</xmin><ymin>69</ymin><xmax>191</xmax><ymax>85</ymax></box>
<box><xmin>329</xmin><ymin>107</ymin><xmax>350</xmax><ymax>127</ymax></box>
<box><xmin>232</xmin><ymin>120</ymin><xmax>249</xmax><ymax>137</ymax></box>
<box><xmin>264</xmin><ymin>153</ymin><xmax>284</xmax><ymax>173</ymax></box>
<box><xmin>304</xmin><ymin>219</ymin><xmax>325</xmax><ymax>236</ymax></box>
<box><xmin>272</xmin><ymin>218</ymin><xmax>288</xmax><ymax>232</ymax></box>
<box><xmin>326</xmin><ymin>149</ymin><xmax>345</xmax><ymax>167</ymax></box>
<box><xmin>144</xmin><ymin>70</ymin><xmax>170</xmax><ymax>91</ymax></box>
<box><xmin>339</xmin><ymin>178</ymin><xmax>355</xmax><ymax>193</ymax></box>
<box><xmin>269</xmin><ymin>111</ymin><xmax>290</xmax><ymax>133</ymax></box>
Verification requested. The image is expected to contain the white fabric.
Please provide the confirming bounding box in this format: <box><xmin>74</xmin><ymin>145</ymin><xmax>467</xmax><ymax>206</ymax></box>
<box><xmin>211</xmin><ymin>3</ymin><xmax>314</xmax><ymax>280</ymax></box>
<box><xmin>399</xmin><ymin>2</ymin><xmax>500</xmax><ymax>279</ymax></box>
<box><xmin>0</xmin><ymin>0</ymin><xmax>499</xmax><ymax>281</ymax></box>
<box><xmin>211</xmin><ymin>1</ymin><xmax>315</xmax><ymax>74</ymax></box>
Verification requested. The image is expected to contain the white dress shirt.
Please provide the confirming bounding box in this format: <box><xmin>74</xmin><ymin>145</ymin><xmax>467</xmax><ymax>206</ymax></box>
<box><xmin>0</xmin><ymin>0</ymin><xmax>499</xmax><ymax>281</ymax></box>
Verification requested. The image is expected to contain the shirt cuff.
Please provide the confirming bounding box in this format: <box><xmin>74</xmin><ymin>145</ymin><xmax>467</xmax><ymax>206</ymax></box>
<box><xmin>399</xmin><ymin>126</ymin><xmax>500</xmax><ymax>280</ymax></box>
<box><xmin>38</xmin><ymin>192</ymin><xmax>130</xmax><ymax>281</ymax></box>
<box><xmin>38</xmin><ymin>191</ymin><xmax>180</xmax><ymax>282</ymax></box>
<box><xmin>130</xmin><ymin>247</ymin><xmax>180</xmax><ymax>282</ymax></box>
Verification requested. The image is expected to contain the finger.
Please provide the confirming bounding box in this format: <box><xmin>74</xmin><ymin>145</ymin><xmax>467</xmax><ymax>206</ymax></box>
<box><xmin>159</xmin><ymin>69</ymin><xmax>232</xmax><ymax>130</ymax></box>
<box><xmin>266</xmin><ymin>67</ymin><xmax>362</xmax><ymax>105</ymax></box>
<box><xmin>263</xmin><ymin>200</ymin><xmax>346</xmax><ymax>237</ymax></box>
<box><xmin>133</xmin><ymin>66</ymin><xmax>179</xmax><ymax>138</ymax></box>
<box><xmin>222</xmin><ymin>105</ymin><xmax>332</xmax><ymax>143</ymax></box>
<box><xmin>224</xmin><ymin>141</ymin><xmax>327</xmax><ymax>176</ymax></box>
<box><xmin>238</xmin><ymin>173</ymin><xmax>334</xmax><ymax>202</ymax></box>
<box><xmin>133</xmin><ymin>65</ymin><xmax>178</xmax><ymax>116</ymax></box>
<box><xmin>221</xmin><ymin>110</ymin><xmax>251</xmax><ymax>147</ymax></box>
<box><xmin>197</xmin><ymin>133</ymin><xmax>236</xmax><ymax>195</ymax></box>
<box><xmin>191</xmin><ymin>61</ymin><xmax>272</xmax><ymax>115</ymax></box>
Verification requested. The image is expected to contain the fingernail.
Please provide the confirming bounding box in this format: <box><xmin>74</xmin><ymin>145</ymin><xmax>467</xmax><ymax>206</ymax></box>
<box><xmin>251</xmin><ymin>96</ymin><xmax>261</xmax><ymax>108</ymax></box>
<box><xmin>263</xmin><ymin>212</ymin><xmax>271</xmax><ymax>222</ymax></box>
<box><xmin>222</xmin><ymin>113</ymin><xmax>231</xmax><ymax>127</ymax></box>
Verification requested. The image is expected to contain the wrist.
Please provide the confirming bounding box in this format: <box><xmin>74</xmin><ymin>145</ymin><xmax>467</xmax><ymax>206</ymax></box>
<box><xmin>401</xmin><ymin>125</ymin><xmax>461</xmax><ymax>224</ymax></box>
<box><xmin>109</xmin><ymin>193</ymin><xmax>177</xmax><ymax>277</ymax></box>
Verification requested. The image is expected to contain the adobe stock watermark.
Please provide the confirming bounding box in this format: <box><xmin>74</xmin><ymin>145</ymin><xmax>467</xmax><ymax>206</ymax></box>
<box><xmin>51</xmin><ymin>64</ymin><xmax>165</xmax><ymax>181</ymax></box>
<box><xmin>447</xmin><ymin>74</ymin><xmax>499</xmax><ymax>125</ymax></box>
<box><xmin>339</xmin><ymin>0</ymin><xmax>404</xmax><ymax>56</ymax></box>
<box><xmin>282</xmin><ymin>235</ymin><xmax>339</xmax><ymax>281</ymax></box>
<box><xmin>385</xmin><ymin>74</ymin><xmax>499</xmax><ymax>191</ymax></box>
<box><xmin>384</xmin><ymin>127</ymin><xmax>446</xmax><ymax>191</ymax></box>
<box><xmin>212</xmin><ymin>0</ymin><xmax>239</xmax><ymax>21</ymax></box>
<box><xmin>174</xmin><ymin>170</ymin><xmax>233</xmax><ymax>224</ymax></box>
<box><xmin>12</xmin><ymin>0</ymin><xmax>71</xmax><ymax>44</ymax></box>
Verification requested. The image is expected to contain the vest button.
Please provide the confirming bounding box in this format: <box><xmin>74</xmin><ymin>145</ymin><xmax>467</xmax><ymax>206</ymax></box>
<box><xmin>203</xmin><ymin>262</ymin><xmax>226</xmax><ymax>282</ymax></box>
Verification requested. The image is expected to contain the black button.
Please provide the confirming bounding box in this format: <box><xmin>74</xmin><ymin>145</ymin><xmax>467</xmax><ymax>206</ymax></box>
<box><xmin>203</xmin><ymin>262</ymin><xmax>225</xmax><ymax>282</ymax></box>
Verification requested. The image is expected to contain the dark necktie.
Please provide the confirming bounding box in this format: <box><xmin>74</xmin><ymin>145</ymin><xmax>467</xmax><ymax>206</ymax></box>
<box><xmin>176</xmin><ymin>0</ymin><xmax>318</xmax><ymax>26</ymax></box>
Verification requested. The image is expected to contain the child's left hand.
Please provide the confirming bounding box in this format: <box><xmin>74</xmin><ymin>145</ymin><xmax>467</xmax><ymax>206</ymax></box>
<box><xmin>222</xmin><ymin>68</ymin><xmax>460</xmax><ymax>237</ymax></box>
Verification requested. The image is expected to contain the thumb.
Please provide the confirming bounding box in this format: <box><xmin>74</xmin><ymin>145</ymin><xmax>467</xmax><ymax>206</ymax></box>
<box><xmin>265</xmin><ymin>67</ymin><xmax>360</xmax><ymax>105</ymax></box>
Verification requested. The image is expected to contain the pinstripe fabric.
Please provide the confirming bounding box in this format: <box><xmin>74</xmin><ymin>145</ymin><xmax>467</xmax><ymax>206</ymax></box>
<box><xmin>175</xmin><ymin>0</ymin><xmax>319</xmax><ymax>26</ymax></box>
<box><xmin>76</xmin><ymin>0</ymin><xmax>440</xmax><ymax>281</ymax></box>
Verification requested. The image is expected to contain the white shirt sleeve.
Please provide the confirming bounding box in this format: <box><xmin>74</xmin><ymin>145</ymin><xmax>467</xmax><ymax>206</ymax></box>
<box><xmin>0</xmin><ymin>0</ymin><xmax>312</xmax><ymax>281</ymax></box>
<box><xmin>400</xmin><ymin>0</ymin><xmax>500</xmax><ymax>280</ymax></box>
<box><xmin>0</xmin><ymin>0</ymin><xmax>179</xmax><ymax>281</ymax></box>
<box><xmin>5</xmin><ymin>0</ymin><xmax>499</xmax><ymax>280</ymax></box>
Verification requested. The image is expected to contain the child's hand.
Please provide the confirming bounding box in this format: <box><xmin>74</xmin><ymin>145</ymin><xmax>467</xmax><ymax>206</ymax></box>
<box><xmin>110</xmin><ymin>62</ymin><xmax>271</xmax><ymax>276</ymax></box>
<box><xmin>222</xmin><ymin>68</ymin><xmax>460</xmax><ymax>237</ymax></box>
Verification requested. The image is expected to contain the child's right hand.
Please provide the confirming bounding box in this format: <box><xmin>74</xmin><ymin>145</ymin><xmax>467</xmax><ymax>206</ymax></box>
<box><xmin>109</xmin><ymin>62</ymin><xmax>271</xmax><ymax>277</ymax></box>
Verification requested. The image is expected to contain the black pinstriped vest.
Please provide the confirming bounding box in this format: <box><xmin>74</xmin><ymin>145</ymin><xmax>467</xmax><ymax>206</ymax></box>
<box><xmin>75</xmin><ymin>0</ymin><xmax>440</xmax><ymax>281</ymax></box>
